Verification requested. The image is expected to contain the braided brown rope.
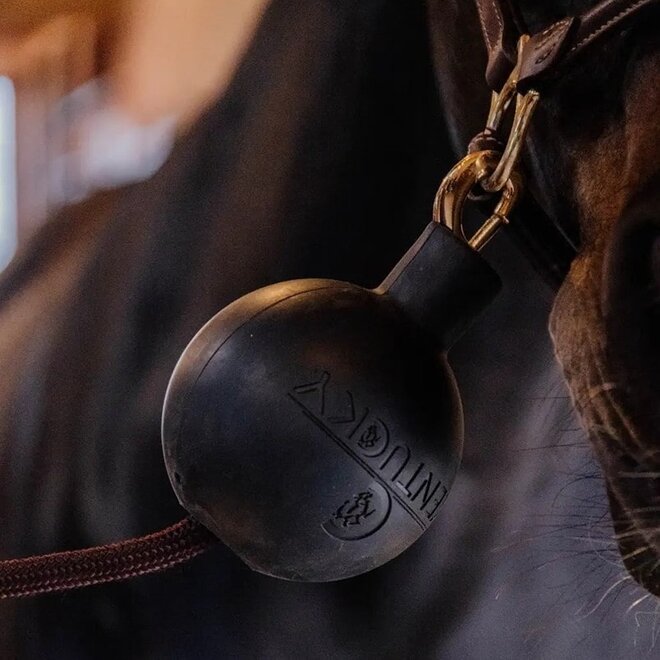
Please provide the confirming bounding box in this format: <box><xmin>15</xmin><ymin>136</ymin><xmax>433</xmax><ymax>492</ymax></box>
<box><xmin>0</xmin><ymin>516</ymin><xmax>216</xmax><ymax>599</ymax></box>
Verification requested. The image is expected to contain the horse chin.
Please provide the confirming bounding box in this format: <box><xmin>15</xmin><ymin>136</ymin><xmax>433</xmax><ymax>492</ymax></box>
<box><xmin>576</xmin><ymin>339</ymin><xmax>660</xmax><ymax>596</ymax></box>
<box><xmin>595</xmin><ymin>183</ymin><xmax>660</xmax><ymax>595</ymax></box>
<box><xmin>586</xmin><ymin>394</ymin><xmax>660</xmax><ymax>597</ymax></box>
<box><xmin>550</xmin><ymin>176</ymin><xmax>660</xmax><ymax>596</ymax></box>
<box><xmin>606</xmin><ymin>464</ymin><xmax>660</xmax><ymax>597</ymax></box>
<box><xmin>552</xmin><ymin>175</ymin><xmax>660</xmax><ymax>596</ymax></box>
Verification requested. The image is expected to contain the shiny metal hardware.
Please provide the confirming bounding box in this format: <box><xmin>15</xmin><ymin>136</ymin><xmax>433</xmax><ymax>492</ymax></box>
<box><xmin>480</xmin><ymin>35</ymin><xmax>540</xmax><ymax>193</ymax></box>
<box><xmin>481</xmin><ymin>90</ymin><xmax>538</xmax><ymax>193</ymax></box>
<box><xmin>433</xmin><ymin>150</ymin><xmax>521</xmax><ymax>251</ymax></box>
<box><xmin>432</xmin><ymin>35</ymin><xmax>537</xmax><ymax>250</ymax></box>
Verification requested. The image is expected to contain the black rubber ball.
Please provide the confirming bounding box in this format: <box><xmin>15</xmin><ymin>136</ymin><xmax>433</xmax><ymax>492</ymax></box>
<box><xmin>162</xmin><ymin>223</ymin><xmax>500</xmax><ymax>581</ymax></box>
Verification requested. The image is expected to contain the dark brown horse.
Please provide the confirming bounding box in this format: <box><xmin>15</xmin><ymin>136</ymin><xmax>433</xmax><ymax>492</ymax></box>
<box><xmin>1</xmin><ymin>0</ymin><xmax>659</xmax><ymax>657</ymax></box>
<box><xmin>428</xmin><ymin>0</ymin><xmax>660</xmax><ymax>597</ymax></box>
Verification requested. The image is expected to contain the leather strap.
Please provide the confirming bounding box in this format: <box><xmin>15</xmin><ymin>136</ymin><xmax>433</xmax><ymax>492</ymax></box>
<box><xmin>475</xmin><ymin>0</ymin><xmax>525</xmax><ymax>89</ymax></box>
<box><xmin>477</xmin><ymin>0</ymin><xmax>660</xmax><ymax>91</ymax></box>
<box><xmin>471</xmin><ymin>0</ymin><xmax>658</xmax><ymax>285</ymax></box>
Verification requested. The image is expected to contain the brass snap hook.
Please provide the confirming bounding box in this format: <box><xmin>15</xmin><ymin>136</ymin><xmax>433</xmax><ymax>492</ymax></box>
<box><xmin>433</xmin><ymin>150</ymin><xmax>521</xmax><ymax>251</ymax></box>
<box><xmin>432</xmin><ymin>36</ymin><xmax>539</xmax><ymax>252</ymax></box>
<box><xmin>479</xmin><ymin>35</ymin><xmax>540</xmax><ymax>193</ymax></box>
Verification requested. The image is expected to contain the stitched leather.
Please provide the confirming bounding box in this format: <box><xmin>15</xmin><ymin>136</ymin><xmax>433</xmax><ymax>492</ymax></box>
<box><xmin>477</xmin><ymin>0</ymin><xmax>525</xmax><ymax>89</ymax></box>
<box><xmin>468</xmin><ymin>0</ymin><xmax>657</xmax><ymax>282</ymax></box>
<box><xmin>573</xmin><ymin>0</ymin><xmax>657</xmax><ymax>53</ymax></box>
<box><xmin>474</xmin><ymin>0</ymin><xmax>660</xmax><ymax>91</ymax></box>
<box><xmin>517</xmin><ymin>18</ymin><xmax>576</xmax><ymax>91</ymax></box>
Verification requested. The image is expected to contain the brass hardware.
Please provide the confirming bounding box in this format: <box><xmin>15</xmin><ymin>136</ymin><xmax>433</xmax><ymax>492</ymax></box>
<box><xmin>484</xmin><ymin>35</ymin><xmax>530</xmax><ymax>133</ymax></box>
<box><xmin>432</xmin><ymin>36</ymin><xmax>538</xmax><ymax>250</ymax></box>
<box><xmin>481</xmin><ymin>89</ymin><xmax>539</xmax><ymax>193</ymax></box>
<box><xmin>433</xmin><ymin>151</ymin><xmax>521</xmax><ymax>251</ymax></box>
<box><xmin>476</xmin><ymin>35</ymin><xmax>540</xmax><ymax>193</ymax></box>
<box><xmin>468</xmin><ymin>176</ymin><xmax>520</xmax><ymax>250</ymax></box>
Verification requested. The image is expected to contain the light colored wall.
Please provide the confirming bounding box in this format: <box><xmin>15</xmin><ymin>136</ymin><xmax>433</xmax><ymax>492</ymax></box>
<box><xmin>0</xmin><ymin>0</ymin><xmax>270</xmax><ymax>249</ymax></box>
<box><xmin>111</xmin><ymin>0</ymin><xmax>270</xmax><ymax>126</ymax></box>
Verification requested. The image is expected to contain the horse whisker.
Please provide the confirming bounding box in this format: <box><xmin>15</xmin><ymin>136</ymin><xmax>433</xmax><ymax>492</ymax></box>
<box><xmin>576</xmin><ymin>574</ymin><xmax>633</xmax><ymax>618</ymax></box>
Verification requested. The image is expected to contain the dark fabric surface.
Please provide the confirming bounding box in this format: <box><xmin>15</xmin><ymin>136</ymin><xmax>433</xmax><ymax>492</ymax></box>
<box><xmin>0</xmin><ymin>1</ymin><xmax>653</xmax><ymax>658</ymax></box>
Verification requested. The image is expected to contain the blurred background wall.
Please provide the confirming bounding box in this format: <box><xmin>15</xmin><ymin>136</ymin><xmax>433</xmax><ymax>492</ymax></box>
<box><xmin>0</xmin><ymin>0</ymin><xmax>268</xmax><ymax>259</ymax></box>
<box><xmin>0</xmin><ymin>77</ymin><xmax>16</xmax><ymax>270</ymax></box>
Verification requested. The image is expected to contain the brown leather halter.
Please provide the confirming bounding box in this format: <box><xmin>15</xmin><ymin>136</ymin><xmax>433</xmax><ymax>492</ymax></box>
<box><xmin>0</xmin><ymin>0</ymin><xmax>658</xmax><ymax>601</ymax></box>
<box><xmin>446</xmin><ymin>0</ymin><xmax>660</xmax><ymax>284</ymax></box>
<box><xmin>476</xmin><ymin>0</ymin><xmax>660</xmax><ymax>91</ymax></box>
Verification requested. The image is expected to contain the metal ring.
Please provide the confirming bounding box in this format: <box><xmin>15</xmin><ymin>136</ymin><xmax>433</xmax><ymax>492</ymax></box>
<box><xmin>432</xmin><ymin>150</ymin><xmax>521</xmax><ymax>250</ymax></box>
<box><xmin>477</xmin><ymin>35</ymin><xmax>541</xmax><ymax>193</ymax></box>
<box><xmin>433</xmin><ymin>151</ymin><xmax>499</xmax><ymax>235</ymax></box>
<box><xmin>480</xmin><ymin>90</ymin><xmax>539</xmax><ymax>192</ymax></box>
